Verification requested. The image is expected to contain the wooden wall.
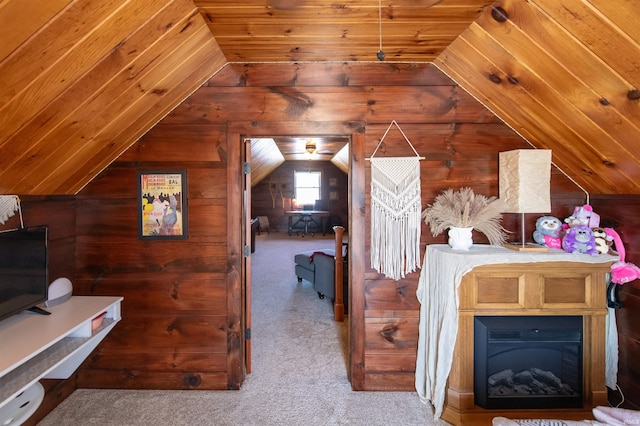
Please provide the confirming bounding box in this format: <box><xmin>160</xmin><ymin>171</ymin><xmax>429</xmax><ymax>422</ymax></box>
<box><xmin>591</xmin><ymin>195</ymin><xmax>640</xmax><ymax>410</ymax></box>
<box><xmin>26</xmin><ymin>61</ymin><xmax>631</xmax><ymax>410</ymax></box>
<box><xmin>357</xmin><ymin>122</ymin><xmax>586</xmax><ymax>391</ymax></box>
<box><xmin>69</xmin><ymin>61</ymin><xmax>583</xmax><ymax>392</ymax></box>
<box><xmin>73</xmin><ymin>122</ymin><xmax>241</xmax><ymax>389</ymax></box>
<box><xmin>251</xmin><ymin>160</ymin><xmax>348</xmax><ymax>232</ymax></box>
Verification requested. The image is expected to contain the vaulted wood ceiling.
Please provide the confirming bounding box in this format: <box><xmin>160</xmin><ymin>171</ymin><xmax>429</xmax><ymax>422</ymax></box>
<box><xmin>435</xmin><ymin>0</ymin><xmax>640</xmax><ymax>196</ymax></box>
<box><xmin>0</xmin><ymin>0</ymin><xmax>638</xmax><ymax>195</ymax></box>
<box><xmin>0</xmin><ymin>0</ymin><xmax>227</xmax><ymax>195</ymax></box>
<box><xmin>197</xmin><ymin>0</ymin><xmax>491</xmax><ymax>62</ymax></box>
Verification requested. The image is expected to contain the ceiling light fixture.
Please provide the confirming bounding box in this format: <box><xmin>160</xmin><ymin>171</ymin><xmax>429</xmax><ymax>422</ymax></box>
<box><xmin>305</xmin><ymin>139</ymin><xmax>317</xmax><ymax>154</ymax></box>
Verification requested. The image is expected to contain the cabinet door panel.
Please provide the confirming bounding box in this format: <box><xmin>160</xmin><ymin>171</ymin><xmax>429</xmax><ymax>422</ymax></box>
<box><xmin>543</xmin><ymin>276</ymin><xmax>587</xmax><ymax>307</ymax></box>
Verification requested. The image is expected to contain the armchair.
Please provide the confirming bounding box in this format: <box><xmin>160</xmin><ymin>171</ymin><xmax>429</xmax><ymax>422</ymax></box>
<box><xmin>293</xmin><ymin>226</ymin><xmax>347</xmax><ymax>320</ymax></box>
<box><xmin>311</xmin><ymin>250</ymin><xmax>347</xmax><ymax>305</ymax></box>
<box><xmin>294</xmin><ymin>249</ymin><xmax>335</xmax><ymax>285</ymax></box>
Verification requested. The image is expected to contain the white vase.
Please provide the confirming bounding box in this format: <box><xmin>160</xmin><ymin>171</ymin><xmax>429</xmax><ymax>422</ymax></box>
<box><xmin>448</xmin><ymin>226</ymin><xmax>474</xmax><ymax>250</ymax></box>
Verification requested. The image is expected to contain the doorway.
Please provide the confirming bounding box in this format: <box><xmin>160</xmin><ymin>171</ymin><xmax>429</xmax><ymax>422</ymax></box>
<box><xmin>227</xmin><ymin>120</ymin><xmax>366</xmax><ymax>388</ymax></box>
<box><xmin>245</xmin><ymin>135</ymin><xmax>349</xmax><ymax>373</ymax></box>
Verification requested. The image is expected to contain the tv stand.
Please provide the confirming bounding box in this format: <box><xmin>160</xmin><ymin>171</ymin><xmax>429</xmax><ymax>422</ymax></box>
<box><xmin>27</xmin><ymin>305</ymin><xmax>51</xmax><ymax>316</ymax></box>
<box><xmin>0</xmin><ymin>296</ymin><xmax>122</xmax><ymax>411</ymax></box>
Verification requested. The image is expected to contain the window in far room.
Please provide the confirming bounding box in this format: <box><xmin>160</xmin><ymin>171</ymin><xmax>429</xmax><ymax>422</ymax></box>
<box><xmin>294</xmin><ymin>170</ymin><xmax>321</xmax><ymax>207</ymax></box>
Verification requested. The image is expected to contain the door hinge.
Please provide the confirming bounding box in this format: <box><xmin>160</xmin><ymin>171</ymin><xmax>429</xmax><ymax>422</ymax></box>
<box><xmin>244</xmin><ymin>245</ymin><xmax>251</xmax><ymax>257</ymax></box>
<box><xmin>245</xmin><ymin>328</ymin><xmax>251</xmax><ymax>340</ymax></box>
<box><xmin>244</xmin><ymin>162</ymin><xmax>251</xmax><ymax>174</ymax></box>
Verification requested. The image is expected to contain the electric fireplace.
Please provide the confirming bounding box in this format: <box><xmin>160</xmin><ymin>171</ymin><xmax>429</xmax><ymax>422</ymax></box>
<box><xmin>474</xmin><ymin>315</ymin><xmax>583</xmax><ymax>410</ymax></box>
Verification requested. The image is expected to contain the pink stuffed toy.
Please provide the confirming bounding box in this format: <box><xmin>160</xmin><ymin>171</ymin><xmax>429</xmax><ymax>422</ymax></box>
<box><xmin>605</xmin><ymin>227</ymin><xmax>640</xmax><ymax>285</ymax></box>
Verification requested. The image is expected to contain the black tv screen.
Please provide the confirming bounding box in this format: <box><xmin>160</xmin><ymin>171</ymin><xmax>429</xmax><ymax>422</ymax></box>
<box><xmin>0</xmin><ymin>226</ymin><xmax>49</xmax><ymax>322</ymax></box>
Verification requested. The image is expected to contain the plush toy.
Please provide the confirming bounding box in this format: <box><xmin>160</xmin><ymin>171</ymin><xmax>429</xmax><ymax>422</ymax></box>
<box><xmin>533</xmin><ymin>216</ymin><xmax>563</xmax><ymax>248</ymax></box>
<box><xmin>561</xmin><ymin>225</ymin><xmax>599</xmax><ymax>255</ymax></box>
<box><xmin>603</xmin><ymin>227</ymin><xmax>640</xmax><ymax>308</ymax></box>
<box><xmin>605</xmin><ymin>227</ymin><xmax>640</xmax><ymax>285</ymax></box>
<box><xmin>564</xmin><ymin>204</ymin><xmax>600</xmax><ymax>228</ymax></box>
<box><xmin>592</xmin><ymin>227</ymin><xmax>614</xmax><ymax>255</ymax></box>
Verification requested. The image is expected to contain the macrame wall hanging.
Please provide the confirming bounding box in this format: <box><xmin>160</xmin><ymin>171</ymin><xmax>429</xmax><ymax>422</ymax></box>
<box><xmin>368</xmin><ymin>120</ymin><xmax>424</xmax><ymax>281</ymax></box>
<box><xmin>0</xmin><ymin>195</ymin><xmax>23</xmax><ymax>226</ymax></box>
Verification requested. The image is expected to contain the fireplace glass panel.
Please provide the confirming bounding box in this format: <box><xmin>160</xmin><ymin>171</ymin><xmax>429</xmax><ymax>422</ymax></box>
<box><xmin>474</xmin><ymin>316</ymin><xmax>583</xmax><ymax>409</ymax></box>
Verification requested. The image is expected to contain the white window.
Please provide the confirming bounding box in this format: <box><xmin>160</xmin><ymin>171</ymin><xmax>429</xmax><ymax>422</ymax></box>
<box><xmin>294</xmin><ymin>170</ymin><xmax>321</xmax><ymax>207</ymax></box>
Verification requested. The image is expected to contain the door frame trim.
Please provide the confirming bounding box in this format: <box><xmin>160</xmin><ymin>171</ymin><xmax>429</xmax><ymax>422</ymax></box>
<box><xmin>227</xmin><ymin>120</ymin><xmax>365</xmax><ymax>388</ymax></box>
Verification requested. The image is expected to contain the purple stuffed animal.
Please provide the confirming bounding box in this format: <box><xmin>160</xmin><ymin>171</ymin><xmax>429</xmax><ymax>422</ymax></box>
<box><xmin>562</xmin><ymin>225</ymin><xmax>599</xmax><ymax>255</ymax></box>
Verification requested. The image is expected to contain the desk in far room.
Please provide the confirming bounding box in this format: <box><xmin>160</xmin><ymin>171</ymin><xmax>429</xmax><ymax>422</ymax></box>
<box><xmin>286</xmin><ymin>210</ymin><xmax>329</xmax><ymax>236</ymax></box>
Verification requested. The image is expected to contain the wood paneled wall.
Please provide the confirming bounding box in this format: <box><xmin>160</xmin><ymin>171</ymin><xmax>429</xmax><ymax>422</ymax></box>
<box><xmin>591</xmin><ymin>195</ymin><xmax>640</xmax><ymax>410</ymax></box>
<box><xmin>251</xmin><ymin>160</ymin><xmax>348</xmax><ymax>232</ymax></box>
<box><xmin>64</xmin><ymin>62</ymin><xmax>638</xmax><ymax>408</ymax></box>
<box><xmin>358</xmin><ymin>122</ymin><xmax>585</xmax><ymax>390</ymax></box>
<box><xmin>73</xmin><ymin>122</ymin><xmax>239</xmax><ymax>389</ymax></box>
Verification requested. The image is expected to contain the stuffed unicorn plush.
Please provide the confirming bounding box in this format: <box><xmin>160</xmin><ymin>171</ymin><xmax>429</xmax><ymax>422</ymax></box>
<box><xmin>565</xmin><ymin>204</ymin><xmax>600</xmax><ymax>228</ymax></box>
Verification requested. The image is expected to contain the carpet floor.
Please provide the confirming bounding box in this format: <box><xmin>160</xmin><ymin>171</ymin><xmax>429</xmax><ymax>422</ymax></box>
<box><xmin>38</xmin><ymin>232</ymin><xmax>449</xmax><ymax>426</ymax></box>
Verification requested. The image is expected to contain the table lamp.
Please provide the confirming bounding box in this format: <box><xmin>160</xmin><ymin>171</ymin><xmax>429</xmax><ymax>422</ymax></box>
<box><xmin>499</xmin><ymin>149</ymin><xmax>552</xmax><ymax>251</ymax></box>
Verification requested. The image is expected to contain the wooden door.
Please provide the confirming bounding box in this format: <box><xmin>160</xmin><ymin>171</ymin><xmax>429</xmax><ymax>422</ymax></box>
<box><xmin>244</xmin><ymin>138</ymin><xmax>252</xmax><ymax>373</ymax></box>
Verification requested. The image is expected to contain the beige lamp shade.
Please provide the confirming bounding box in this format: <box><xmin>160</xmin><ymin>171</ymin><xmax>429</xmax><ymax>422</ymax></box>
<box><xmin>499</xmin><ymin>149</ymin><xmax>552</xmax><ymax>213</ymax></box>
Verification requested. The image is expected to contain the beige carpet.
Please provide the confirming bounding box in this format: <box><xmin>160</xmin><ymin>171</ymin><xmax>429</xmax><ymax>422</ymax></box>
<box><xmin>38</xmin><ymin>232</ymin><xmax>449</xmax><ymax>426</ymax></box>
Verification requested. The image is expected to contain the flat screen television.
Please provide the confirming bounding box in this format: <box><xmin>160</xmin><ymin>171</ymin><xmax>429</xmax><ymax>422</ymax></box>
<box><xmin>0</xmin><ymin>226</ymin><xmax>49</xmax><ymax>322</ymax></box>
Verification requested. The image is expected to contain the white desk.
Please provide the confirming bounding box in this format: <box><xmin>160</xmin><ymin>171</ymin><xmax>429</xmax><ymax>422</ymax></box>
<box><xmin>0</xmin><ymin>296</ymin><xmax>122</xmax><ymax>409</ymax></box>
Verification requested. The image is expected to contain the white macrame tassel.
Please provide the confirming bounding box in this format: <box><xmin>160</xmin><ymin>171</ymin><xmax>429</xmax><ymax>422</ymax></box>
<box><xmin>0</xmin><ymin>195</ymin><xmax>20</xmax><ymax>225</ymax></box>
<box><xmin>370</xmin><ymin>157</ymin><xmax>422</xmax><ymax>280</ymax></box>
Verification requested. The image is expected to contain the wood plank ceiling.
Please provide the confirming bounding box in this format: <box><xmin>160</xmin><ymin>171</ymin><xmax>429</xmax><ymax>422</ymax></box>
<box><xmin>0</xmin><ymin>0</ymin><xmax>638</xmax><ymax>195</ymax></box>
<box><xmin>197</xmin><ymin>0</ymin><xmax>490</xmax><ymax>62</ymax></box>
<box><xmin>0</xmin><ymin>0</ymin><xmax>227</xmax><ymax>195</ymax></box>
<box><xmin>435</xmin><ymin>0</ymin><xmax>640</xmax><ymax>195</ymax></box>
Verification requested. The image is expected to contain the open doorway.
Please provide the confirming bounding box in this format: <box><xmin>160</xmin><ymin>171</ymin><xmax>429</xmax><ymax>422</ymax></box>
<box><xmin>245</xmin><ymin>135</ymin><xmax>349</xmax><ymax>352</ymax></box>
<box><xmin>227</xmin><ymin>120</ymin><xmax>366</xmax><ymax>389</ymax></box>
<box><xmin>243</xmin><ymin>134</ymin><xmax>350</xmax><ymax>378</ymax></box>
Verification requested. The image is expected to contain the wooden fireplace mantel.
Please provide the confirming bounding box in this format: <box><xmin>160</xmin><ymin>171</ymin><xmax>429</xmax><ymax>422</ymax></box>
<box><xmin>415</xmin><ymin>245</ymin><xmax>617</xmax><ymax>426</ymax></box>
<box><xmin>446</xmin><ymin>258</ymin><xmax>614</xmax><ymax>425</ymax></box>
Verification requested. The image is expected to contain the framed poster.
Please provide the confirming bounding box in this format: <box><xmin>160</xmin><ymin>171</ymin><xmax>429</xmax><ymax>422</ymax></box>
<box><xmin>138</xmin><ymin>170</ymin><xmax>188</xmax><ymax>239</ymax></box>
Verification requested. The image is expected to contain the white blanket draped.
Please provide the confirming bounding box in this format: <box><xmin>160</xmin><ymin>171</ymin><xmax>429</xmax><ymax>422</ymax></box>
<box><xmin>415</xmin><ymin>244</ymin><xmax>619</xmax><ymax>418</ymax></box>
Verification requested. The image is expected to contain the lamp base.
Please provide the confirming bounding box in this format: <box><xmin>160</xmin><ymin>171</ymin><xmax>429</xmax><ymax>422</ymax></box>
<box><xmin>504</xmin><ymin>212</ymin><xmax>549</xmax><ymax>252</ymax></box>
<box><xmin>503</xmin><ymin>242</ymin><xmax>549</xmax><ymax>252</ymax></box>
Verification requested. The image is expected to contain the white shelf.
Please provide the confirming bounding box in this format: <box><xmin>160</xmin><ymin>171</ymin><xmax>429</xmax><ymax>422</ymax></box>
<box><xmin>0</xmin><ymin>296</ymin><xmax>122</xmax><ymax>410</ymax></box>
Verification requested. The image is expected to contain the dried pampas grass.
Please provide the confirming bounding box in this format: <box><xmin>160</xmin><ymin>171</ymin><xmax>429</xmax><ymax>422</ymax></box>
<box><xmin>422</xmin><ymin>187</ymin><xmax>508</xmax><ymax>246</ymax></box>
